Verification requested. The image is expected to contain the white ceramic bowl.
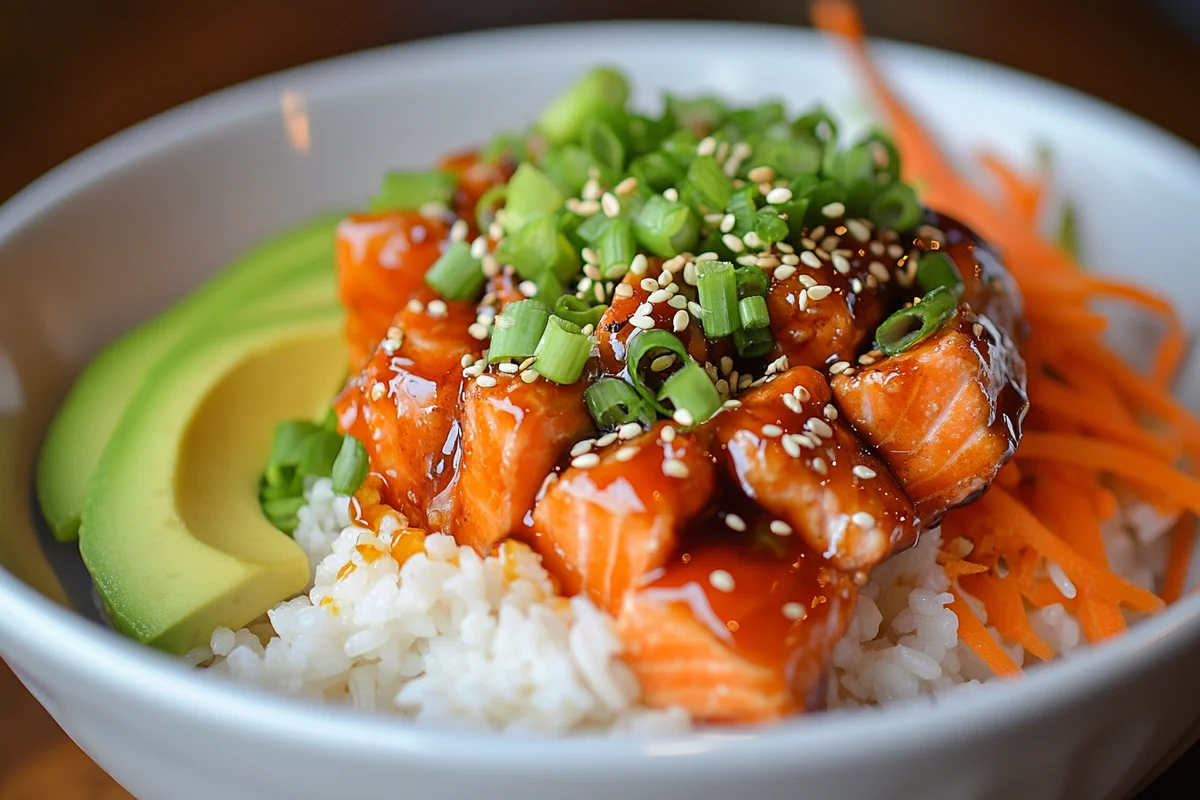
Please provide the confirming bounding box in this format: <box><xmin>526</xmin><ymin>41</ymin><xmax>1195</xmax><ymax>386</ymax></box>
<box><xmin>2</xmin><ymin>22</ymin><xmax>1199</xmax><ymax>800</ymax></box>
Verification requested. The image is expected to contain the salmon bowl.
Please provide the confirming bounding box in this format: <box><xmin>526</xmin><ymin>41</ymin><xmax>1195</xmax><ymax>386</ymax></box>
<box><xmin>2</xmin><ymin>12</ymin><xmax>1200</xmax><ymax>800</ymax></box>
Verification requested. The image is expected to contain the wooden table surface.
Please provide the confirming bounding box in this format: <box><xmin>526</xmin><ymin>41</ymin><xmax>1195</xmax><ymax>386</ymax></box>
<box><xmin>1</xmin><ymin>1</ymin><xmax>1197</xmax><ymax>798</ymax></box>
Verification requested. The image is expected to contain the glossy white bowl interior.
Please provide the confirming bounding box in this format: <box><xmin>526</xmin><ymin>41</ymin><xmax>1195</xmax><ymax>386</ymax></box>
<box><xmin>1</xmin><ymin>21</ymin><xmax>1199</xmax><ymax>800</ymax></box>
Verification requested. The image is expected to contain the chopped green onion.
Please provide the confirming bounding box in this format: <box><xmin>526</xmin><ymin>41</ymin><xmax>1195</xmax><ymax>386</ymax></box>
<box><xmin>553</xmin><ymin>295</ymin><xmax>608</xmax><ymax>329</ymax></box>
<box><xmin>629</xmin><ymin>152</ymin><xmax>685</xmax><ymax>192</ymax></box>
<box><xmin>660</xmin><ymin>128</ymin><xmax>700</xmax><ymax>167</ymax></box>
<box><xmin>475</xmin><ymin>184</ymin><xmax>507</xmax><ymax>231</ymax></box>
<box><xmin>726</xmin><ymin>102</ymin><xmax>787</xmax><ymax>137</ymax></box>
<box><xmin>801</xmin><ymin>180</ymin><xmax>849</xmax><ymax>226</ymax></box>
<box><xmin>725</xmin><ymin>187</ymin><xmax>758</xmax><ymax>234</ymax></box>
<box><xmin>1057</xmin><ymin>203</ymin><xmax>1079</xmax><ymax>259</ymax></box>
<box><xmin>658</xmin><ymin>360</ymin><xmax>722</xmax><ymax>426</ymax></box>
<box><xmin>665</xmin><ymin>94</ymin><xmax>728</xmax><ymax>135</ymax></box>
<box><xmin>868</xmin><ymin>182</ymin><xmax>923</xmax><ymax>232</ymax></box>
<box><xmin>915</xmin><ymin>251</ymin><xmax>964</xmax><ymax>298</ymax></box>
<box><xmin>481</xmin><ymin>130</ymin><xmax>528</xmax><ymax>165</ymax></box>
<box><xmin>775</xmin><ymin>198</ymin><xmax>811</xmax><ymax>235</ymax></box>
<box><xmin>733</xmin><ymin>327</ymin><xmax>775</xmax><ymax>359</ymax></box>
<box><xmin>262</xmin><ymin>496</ymin><xmax>307</xmax><ymax>534</ymax></box>
<box><xmin>503</xmin><ymin>163</ymin><xmax>565</xmax><ymax>234</ymax></box>
<box><xmin>533</xmin><ymin>316</ymin><xmax>592</xmax><ymax>384</ymax></box>
<box><xmin>625</xmin><ymin>329</ymin><xmax>690</xmax><ymax>414</ymax></box>
<box><xmin>496</xmin><ymin>214</ymin><xmax>579</xmax><ymax>281</ymax></box>
<box><xmin>297</xmin><ymin>429</ymin><xmax>344</xmax><ymax>480</ymax></box>
<box><xmin>265</xmin><ymin>420</ymin><xmax>319</xmax><ymax>487</ymax></box>
<box><xmin>584</xmin><ymin>377</ymin><xmax>656</xmax><ymax>430</ymax></box>
<box><xmin>824</xmin><ymin>140</ymin><xmax>877</xmax><ymax>190</ymax></box>
<box><xmin>259</xmin><ymin>480</ymin><xmax>299</xmax><ymax>503</ymax></box>
<box><xmin>425</xmin><ymin>241</ymin><xmax>485</xmax><ymax>301</ymax></box>
<box><xmin>331</xmin><ymin>434</ymin><xmax>370</xmax><ymax>495</ymax></box>
<box><xmin>625</xmin><ymin>112</ymin><xmax>676</xmax><ymax>156</ymax></box>
<box><xmin>573</xmin><ymin>210</ymin><xmax>612</xmax><ymax>245</ymax></box>
<box><xmin>532</xmin><ymin>268</ymin><xmax>564</xmax><ymax>302</ymax></box>
<box><xmin>537</xmin><ymin>67</ymin><xmax>630</xmax><ymax>146</ymax></box>
<box><xmin>541</xmin><ymin>145</ymin><xmax>594</xmax><ymax>196</ymax></box>
<box><xmin>369</xmin><ymin>170</ymin><xmax>457</xmax><ymax>213</ymax></box>
<box><xmin>696</xmin><ymin>260</ymin><xmax>740</xmax><ymax>338</ymax></box>
<box><xmin>597</xmin><ymin>218</ymin><xmax>636</xmax><ymax>272</ymax></box>
<box><xmin>489</xmin><ymin>300</ymin><xmax>550</xmax><ymax>363</ymax></box>
<box><xmin>753</xmin><ymin>209</ymin><xmax>789</xmax><ymax>245</ymax></box>
<box><xmin>862</xmin><ymin>131</ymin><xmax>902</xmax><ymax>182</ymax></box>
<box><xmin>734</xmin><ymin>266</ymin><xmax>769</xmax><ymax>298</ymax></box>
<box><xmin>633</xmin><ymin>195</ymin><xmax>700</xmax><ymax>257</ymax></box>
<box><xmin>875</xmin><ymin>286</ymin><xmax>958</xmax><ymax>356</ymax></box>
<box><xmin>752</xmin><ymin>138</ymin><xmax>822</xmax><ymax>178</ymax></box>
<box><xmin>738</xmin><ymin>295</ymin><xmax>770</xmax><ymax>330</ymax></box>
<box><xmin>582</xmin><ymin>117</ymin><xmax>626</xmax><ymax>181</ymax></box>
<box><xmin>321</xmin><ymin>406</ymin><xmax>339</xmax><ymax>432</ymax></box>
<box><xmin>685</xmin><ymin>156</ymin><xmax>733</xmax><ymax>212</ymax></box>
<box><xmin>793</xmin><ymin>107</ymin><xmax>839</xmax><ymax>144</ymax></box>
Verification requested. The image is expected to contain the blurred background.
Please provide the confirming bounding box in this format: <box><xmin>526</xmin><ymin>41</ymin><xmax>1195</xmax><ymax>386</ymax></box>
<box><xmin>0</xmin><ymin>0</ymin><xmax>1197</xmax><ymax>797</ymax></box>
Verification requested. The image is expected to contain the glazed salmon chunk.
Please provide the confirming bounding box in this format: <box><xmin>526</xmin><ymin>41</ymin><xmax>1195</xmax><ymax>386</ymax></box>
<box><xmin>710</xmin><ymin>366</ymin><xmax>918</xmax><ymax>572</ymax></box>
<box><xmin>831</xmin><ymin>314</ymin><xmax>1027</xmax><ymax>524</ymax></box>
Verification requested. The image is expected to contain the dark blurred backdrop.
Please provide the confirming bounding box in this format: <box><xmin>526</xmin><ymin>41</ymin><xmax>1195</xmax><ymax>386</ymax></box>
<box><xmin>0</xmin><ymin>1</ymin><xmax>1197</xmax><ymax>798</ymax></box>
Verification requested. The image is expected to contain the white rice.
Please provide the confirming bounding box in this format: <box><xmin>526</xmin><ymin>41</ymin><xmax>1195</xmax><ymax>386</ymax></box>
<box><xmin>196</xmin><ymin>479</ymin><xmax>1174</xmax><ymax>730</ymax></box>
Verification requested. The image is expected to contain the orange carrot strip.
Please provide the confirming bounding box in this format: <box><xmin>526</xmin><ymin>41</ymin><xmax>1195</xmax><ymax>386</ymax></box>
<box><xmin>1016</xmin><ymin>433</ymin><xmax>1200</xmax><ymax>519</ymax></box>
<box><xmin>981</xmin><ymin>489</ymin><xmax>1165</xmax><ymax>614</ymax></box>
<box><xmin>1162</xmin><ymin>514</ymin><xmax>1197</xmax><ymax>605</ymax></box>
<box><xmin>960</xmin><ymin>573</ymin><xmax>1054</xmax><ymax>660</ymax></box>
<box><xmin>948</xmin><ymin>591</ymin><xmax>1022</xmax><ymax>677</ymax></box>
<box><xmin>1022</xmin><ymin>578</ymin><xmax>1068</xmax><ymax>609</ymax></box>
<box><xmin>978</xmin><ymin>153</ymin><xmax>1045</xmax><ymax>222</ymax></box>
<box><xmin>1028</xmin><ymin>378</ymin><xmax>1179</xmax><ymax>461</ymax></box>
<box><xmin>944</xmin><ymin>560</ymin><xmax>990</xmax><ymax>580</ymax></box>
<box><xmin>1076</xmin><ymin>591</ymin><xmax>1128</xmax><ymax>643</ymax></box>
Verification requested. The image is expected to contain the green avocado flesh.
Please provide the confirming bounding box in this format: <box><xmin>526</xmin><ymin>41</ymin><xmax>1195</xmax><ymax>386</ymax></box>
<box><xmin>80</xmin><ymin>307</ymin><xmax>347</xmax><ymax>654</ymax></box>
<box><xmin>36</xmin><ymin>214</ymin><xmax>344</xmax><ymax>542</ymax></box>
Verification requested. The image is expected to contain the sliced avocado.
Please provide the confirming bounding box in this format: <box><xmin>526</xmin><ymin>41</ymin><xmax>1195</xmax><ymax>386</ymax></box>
<box><xmin>80</xmin><ymin>307</ymin><xmax>346</xmax><ymax>654</ymax></box>
<box><xmin>37</xmin><ymin>213</ymin><xmax>344</xmax><ymax>541</ymax></box>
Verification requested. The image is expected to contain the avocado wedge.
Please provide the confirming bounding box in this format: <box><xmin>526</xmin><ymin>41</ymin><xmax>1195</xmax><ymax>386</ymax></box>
<box><xmin>37</xmin><ymin>213</ymin><xmax>344</xmax><ymax>542</ymax></box>
<box><xmin>80</xmin><ymin>307</ymin><xmax>346</xmax><ymax>654</ymax></box>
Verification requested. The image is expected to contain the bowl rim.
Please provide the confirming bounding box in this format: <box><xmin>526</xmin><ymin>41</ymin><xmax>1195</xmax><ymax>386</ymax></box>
<box><xmin>2</xmin><ymin>19</ymin><xmax>1200</xmax><ymax>770</ymax></box>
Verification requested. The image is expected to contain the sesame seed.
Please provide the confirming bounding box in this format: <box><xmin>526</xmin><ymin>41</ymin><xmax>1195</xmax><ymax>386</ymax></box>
<box><xmin>519</xmin><ymin>356</ymin><xmax>537</xmax><ymax>371</ymax></box>
<box><xmin>618</xmin><ymin>422</ymin><xmax>643</xmax><ymax>440</ymax></box>
<box><xmin>420</xmin><ymin>201</ymin><xmax>449</xmax><ymax>218</ymax></box>
<box><xmin>583</xmin><ymin>264</ymin><xmax>603</xmax><ymax>282</ymax></box>
<box><xmin>634</xmin><ymin>301</ymin><xmax>653</xmax><ymax>317</ymax></box>
<box><xmin>663</xmin><ymin>458</ymin><xmax>690</xmax><ymax>478</ymax></box>
<box><xmin>800</xmin><ymin>251</ymin><xmax>822</xmax><ymax>269</ymax></box>
<box><xmin>1047</xmin><ymin>561</ymin><xmax>1078</xmax><ymax>599</ymax></box>
<box><xmin>601</xmin><ymin>193</ymin><xmax>621</xmax><ymax>218</ymax></box>
<box><xmin>973</xmin><ymin>322</ymin><xmax>985</xmax><ymax>338</ymax></box>
<box><xmin>797</xmin><ymin>274</ymin><xmax>818</xmax><ymax>288</ymax></box>
<box><xmin>811</xmin><ymin>226</ymin><xmax>826</xmax><ymax>240</ymax></box>
<box><xmin>738</xmin><ymin>374</ymin><xmax>753</xmax><ymax>389</ymax></box>
<box><xmin>736</xmin><ymin>254</ymin><xmax>759</xmax><ymax>267</ymax></box>
<box><xmin>783</xmin><ymin>394</ymin><xmax>803</xmax><ymax>414</ymax></box>
<box><xmin>846</xmin><ymin>219</ymin><xmax>871</xmax><ymax>241</ymax></box>
<box><xmin>661</xmin><ymin>425</ymin><xmax>677</xmax><ymax>443</ymax></box>
<box><xmin>747</xmin><ymin>166</ymin><xmax>776</xmax><ymax>183</ymax></box>
<box><xmin>672</xmin><ymin>408</ymin><xmax>695</xmax><ymax>427</ymax></box>
<box><xmin>648</xmin><ymin>288</ymin><xmax>671</xmax><ymax>304</ymax></box>
<box><xmin>581</xmin><ymin>247</ymin><xmax>600</xmax><ymax>265</ymax></box>
<box><xmin>793</xmin><ymin>385</ymin><xmax>811</xmax><ymax>402</ymax></box>
<box><xmin>650</xmin><ymin>354</ymin><xmax>676</xmax><ymax>372</ymax></box>
<box><xmin>668</xmin><ymin>294</ymin><xmax>688</xmax><ymax>309</ymax></box>
<box><xmin>782</xmin><ymin>602</ymin><xmax>807</xmax><ymax>620</ymax></box>
<box><xmin>722</xmin><ymin>233</ymin><xmax>745</xmax><ymax>253</ymax></box>
<box><xmin>518</xmin><ymin>280</ymin><xmax>538</xmax><ymax>298</ymax></box>
<box><xmin>614</xmin><ymin>283</ymin><xmax>635</xmax><ymax>299</ymax></box>
<box><xmin>683</xmin><ymin>262</ymin><xmax>699</xmax><ymax>286</ymax></box>
<box><xmin>756</xmin><ymin>256</ymin><xmax>780</xmax><ymax>269</ymax></box>
<box><xmin>762</xmin><ymin>424</ymin><xmax>783</xmax><ymax>438</ymax></box>
<box><xmin>821</xmin><ymin>201</ymin><xmax>846</xmax><ymax>218</ymax></box>
<box><xmin>723</xmin><ymin>513</ymin><xmax>747</xmax><ymax>532</ymax></box>
<box><xmin>370</xmin><ymin>381</ymin><xmax>386</xmax><ymax>401</ymax></box>
<box><xmin>858</xmin><ymin>354</ymin><xmax>876</xmax><ymax>366</ymax></box>
<box><xmin>852</xmin><ymin>511</ymin><xmax>876</xmax><ymax>528</ymax></box>
<box><xmin>821</xmin><ymin>235</ymin><xmax>840</xmax><ymax>253</ymax></box>
<box><xmin>807</xmin><ymin>418</ymin><xmax>834</xmax><ymax>438</ymax></box>
<box><xmin>697</xmin><ymin>136</ymin><xmax>717</xmax><ymax>156</ymax></box>
<box><xmin>476</xmin><ymin>374</ymin><xmax>498</xmax><ymax>388</ymax></box>
<box><xmin>630</xmin><ymin>253</ymin><xmax>649</xmax><ymax>276</ymax></box>
<box><xmin>687</xmin><ymin>301</ymin><xmax>705</xmax><ymax>319</ymax></box>
<box><xmin>497</xmin><ymin>362</ymin><xmax>520</xmax><ymax>375</ymax></box>
<box><xmin>850</xmin><ymin>277</ymin><xmax>864</xmax><ymax>293</ymax></box>
<box><xmin>811</xmin><ymin>456</ymin><xmax>828</xmax><ymax>475</ymax></box>
<box><xmin>520</xmin><ymin>369</ymin><xmax>538</xmax><ymax>383</ymax></box>
<box><xmin>614</xmin><ymin>176</ymin><xmax>639</xmax><ymax>196</ymax></box>
<box><xmin>743</xmin><ymin>231</ymin><xmax>764</xmax><ymax>249</ymax></box>
<box><xmin>708</xmin><ymin>569</ymin><xmax>735</xmax><ymax>592</ymax></box>
<box><xmin>469</xmin><ymin>236</ymin><xmax>489</xmax><ymax>260</ymax></box>
<box><xmin>449</xmin><ymin>219</ymin><xmax>469</xmax><ymax>242</ymax></box>
<box><xmin>887</xmin><ymin>243</ymin><xmax>905</xmax><ymax>260</ymax></box>
<box><xmin>629</xmin><ymin>315</ymin><xmax>655</xmax><ymax>330</ymax></box>
<box><xmin>829</xmin><ymin>360</ymin><xmax>850</xmax><ymax>375</ymax></box>
<box><xmin>823</xmin><ymin>404</ymin><xmax>839</xmax><ymax>420</ymax></box>
<box><xmin>722</xmin><ymin>399</ymin><xmax>742</xmax><ymax>409</ymax></box>
<box><xmin>615</xmin><ymin>446</ymin><xmax>638</xmax><ymax>462</ymax></box>
<box><xmin>663</xmin><ymin>187</ymin><xmax>680</xmax><ymax>202</ymax></box>
<box><xmin>673</xmin><ymin>309</ymin><xmax>690</xmax><ymax>332</ymax></box>
<box><xmin>407</xmin><ymin>298</ymin><xmax>425</xmax><ymax>314</ymax></box>
<box><xmin>831</xmin><ymin>254</ymin><xmax>852</xmax><ymax>274</ymax></box>
<box><xmin>604</xmin><ymin>263</ymin><xmax>628</xmax><ymax>280</ymax></box>
<box><xmin>806</xmin><ymin>285</ymin><xmax>833</xmax><ymax>301</ymax></box>
<box><xmin>765</xmin><ymin>187</ymin><xmax>794</xmax><ymax>205</ymax></box>
<box><xmin>640</xmin><ymin>278</ymin><xmax>659</xmax><ymax>292</ymax></box>
<box><xmin>865</xmin><ymin>261</ymin><xmax>889</xmax><ymax>283</ymax></box>
<box><xmin>572</xmin><ymin>453</ymin><xmax>601</xmax><ymax>469</ymax></box>
<box><xmin>657</xmin><ymin>269</ymin><xmax>673</xmax><ymax>285</ymax></box>
<box><xmin>460</xmin><ymin>353</ymin><xmax>475</xmax><ymax>368</ymax></box>
<box><xmin>852</xmin><ymin>465</ymin><xmax>877</xmax><ymax>479</ymax></box>
<box><xmin>596</xmin><ymin>432</ymin><xmax>619</xmax><ymax>447</ymax></box>
<box><xmin>782</xmin><ymin>435</ymin><xmax>802</xmax><ymax>457</ymax></box>
<box><xmin>427</xmin><ymin>299</ymin><xmax>448</xmax><ymax>317</ymax></box>
<box><xmin>720</xmin><ymin>214</ymin><xmax>736</xmax><ymax>233</ymax></box>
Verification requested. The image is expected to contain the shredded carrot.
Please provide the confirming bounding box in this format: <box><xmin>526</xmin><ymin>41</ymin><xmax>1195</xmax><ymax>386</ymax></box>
<box><xmin>812</xmin><ymin>0</ymin><xmax>1193</xmax><ymax>672</ymax></box>
<box><xmin>1162</xmin><ymin>515</ymin><xmax>1197</xmax><ymax>604</ymax></box>
<box><xmin>947</xmin><ymin>592</ymin><xmax>1022</xmax><ymax>677</ymax></box>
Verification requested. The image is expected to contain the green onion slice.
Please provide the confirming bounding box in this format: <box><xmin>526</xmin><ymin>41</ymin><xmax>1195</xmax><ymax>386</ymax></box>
<box><xmin>696</xmin><ymin>260</ymin><xmax>741</xmax><ymax>338</ymax></box>
<box><xmin>868</xmin><ymin>182</ymin><xmax>923</xmax><ymax>232</ymax></box>
<box><xmin>625</xmin><ymin>329</ymin><xmax>690</xmax><ymax>415</ymax></box>
<box><xmin>633</xmin><ymin>195</ymin><xmax>700</xmax><ymax>258</ymax></box>
<box><xmin>503</xmin><ymin>163</ymin><xmax>565</xmax><ymax>234</ymax></box>
<box><xmin>537</xmin><ymin>67</ymin><xmax>630</xmax><ymax>146</ymax></box>
<box><xmin>475</xmin><ymin>184</ymin><xmax>507</xmax><ymax>231</ymax></box>
<box><xmin>597</xmin><ymin>217</ymin><xmax>636</xmax><ymax>272</ymax></box>
<box><xmin>554</xmin><ymin>295</ymin><xmax>608</xmax><ymax>329</ymax></box>
<box><xmin>915</xmin><ymin>251</ymin><xmax>964</xmax><ymax>299</ymax></box>
<box><xmin>425</xmin><ymin>241</ymin><xmax>485</xmax><ymax>301</ymax></box>
<box><xmin>331</xmin><ymin>434</ymin><xmax>370</xmax><ymax>495</ymax></box>
<box><xmin>262</xmin><ymin>496</ymin><xmax>307</xmax><ymax>534</ymax></box>
<box><xmin>733</xmin><ymin>326</ymin><xmax>775</xmax><ymax>359</ymax></box>
<box><xmin>734</xmin><ymin>266</ymin><xmax>769</xmax><ymax>299</ymax></box>
<box><xmin>738</xmin><ymin>295</ymin><xmax>770</xmax><ymax>330</ymax></box>
<box><xmin>265</xmin><ymin>420</ymin><xmax>319</xmax><ymax>487</ymax></box>
<box><xmin>1057</xmin><ymin>202</ymin><xmax>1079</xmax><ymax>259</ymax></box>
<box><xmin>658</xmin><ymin>361</ymin><xmax>722</xmax><ymax>427</ymax></box>
<box><xmin>685</xmin><ymin>155</ymin><xmax>733</xmax><ymax>212</ymax></box>
<box><xmin>725</xmin><ymin>187</ymin><xmax>758</xmax><ymax>234</ymax></box>
<box><xmin>581</xmin><ymin>117</ymin><xmax>627</xmax><ymax>181</ymax></box>
<box><xmin>369</xmin><ymin>170</ymin><xmax>457</xmax><ymax>213</ymax></box>
<box><xmin>533</xmin><ymin>316</ymin><xmax>593</xmax><ymax>384</ymax></box>
<box><xmin>584</xmin><ymin>377</ymin><xmax>656</xmax><ymax>430</ymax></box>
<box><xmin>489</xmin><ymin>299</ymin><xmax>550</xmax><ymax>363</ymax></box>
<box><xmin>629</xmin><ymin>152</ymin><xmax>685</xmax><ymax>192</ymax></box>
<box><xmin>753</xmin><ymin>209</ymin><xmax>789</xmax><ymax>245</ymax></box>
<box><xmin>297</xmin><ymin>429</ymin><xmax>344</xmax><ymax>481</ymax></box>
<box><xmin>875</xmin><ymin>286</ymin><xmax>958</xmax><ymax>356</ymax></box>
